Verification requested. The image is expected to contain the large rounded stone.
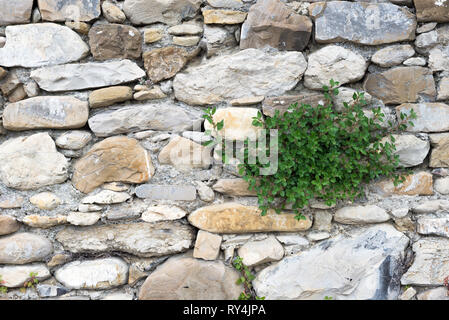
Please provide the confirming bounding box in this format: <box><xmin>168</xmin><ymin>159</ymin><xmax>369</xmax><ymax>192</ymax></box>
<box><xmin>0</xmin><ymin>233</ymin><xmax>53</xmax><ymax>264</ymax></box>
<box><xmin>0</xmin><ymin>264</ymin><xmax>50</xmax><ymax>288</ymax></box>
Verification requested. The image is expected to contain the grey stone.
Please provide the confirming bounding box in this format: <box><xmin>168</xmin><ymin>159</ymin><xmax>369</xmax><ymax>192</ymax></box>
<box><xmin>396</xmin><ymin>103</ymin><xmax>449</xmax><ymax>133</ymax></box>
<box><xmin>238</xmin><ymin>236</ymin><xmax>284</xmax><ymax>266</ymax></box>
<box><xmin>417</xmin><ymin>216</ymin><xmax>449</xmax><ymax>237</ymax></box>
<box><xmin>429</xmin><ymin>45</ymin><xmax>449</xmax><ymax>72</ymax></box>
<box><xmin>135</xmin><ymin>184</ymin><xmax>197</xmax><ymax>201</ymax></box>
<box><xmin>0</xmin><ymin>233</ymin><xmax>53</xmax><ymax>264</ymax></box>
<box><xmin>435</xmin><ymin>177</ymin><xmax>449</xmax><ymax>194</ymax></box>
<box><xmin>385</xmin><ymin>134</ymin><xmax>430</xmax><ymax>167</ymax></box>
<box><xmin>55</xmin><ymin>131</ymin><xmax>92</xmax><ymax>150</ymax></box>
<box><xmin>403</xmin><ymin>57</ymin><xmax>426</xmax><ymax>66</ymax></box>
<box><xmin>0</xmin><ymin>0</ymin><xmax>33</xmax><ymax>26</ymax></box>
<box><xmin>335</xmin><ymin>205</ymin><xmax>390</xmax><ymax>224</ymax></box>
<box><xmin>412</xmin><ymin>199</ymin><xmax>449</xmax><ymax>213</ymax></box>
<box><xmin>36</xmin><ymin>284</ymin><xmax>69</xmax><ymax>297</ymax></box>
<box><xmin>371</xmin><ymin>45</ymin><xmax>415</xmax><ymax>67</ymax></box>
<box><xmin>38</xmin><ymin>0</ymin><xmax>101</xmax><ymax>22</ymax></box>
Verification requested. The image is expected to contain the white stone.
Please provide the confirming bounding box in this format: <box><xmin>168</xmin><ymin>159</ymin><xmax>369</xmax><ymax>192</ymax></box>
<box><xmin>391</xmin><ymin>208</ymin><xmax>409</xmax><ymax>218</ymax></box>
<box><xmin>307</xmin><ymin>231</ymin><xmax>330</xmax><ymax>241</ymax></box>
<box><xmin>56</xmin><ymin>131</ymin><xmax>92</xmax><ymax>150</ymax></box>
<box><xmin>403</xmin><ymin>57</ymin><xmax>426</xmax><ymax>66</ymax></box>
<box><xmin>438</xmin><ymin>77</ymin><xmax>449</xmax><ymax>100</ymax></box>
<box><xmin>67</xmin><ymin>212</ymin><xmax>101</xmax><ymax>226</ymax></box>
<box><xmin>238</xmin><ymin>236</ymin><xmax>284</xmax><ymax>266</ymax></box>
<box><xmin>399</xmin><ymin>287</ymin><xmax>417</xmax><ymax>300</ymax></box>
<box><xmin>81</xmin><ymin>190</ymin><xmax>131</xmax><ymax>205</ymax></box>
<box><xmin>413</xmin><ymin>199</ymin><xmax>449</xmax><ymax>213</ymax></box>
<box><xmin>195</xmin><ymin>181</ymin><xmax>215</xmax><ymax>202</ymax></box>
<box><xmin>141</xmin><ymin>205</ymin><xmax>187</xmax><ymax>222</ymax></box>
<box><xmin>429</xmin><ymin>45</ymin><xmax>449</xmax><ymax>72</ymax></box>
<box><xmin>371</xmin><ymin>45</ymin><xmax>415</xmax><ymax>67</ymax></box>
<box><xmin>417</xmin><ymin>216</ymin><xmax>449</xmax><ymax>237</ymax></box>
<box><xmin>335</xmin><ymin>205</ymin><xmax>390</xmax><ymax>224</ymax></box>
<box><xmin>193</xmin><ymin>230</ymin><xmax>222</xmax><ymax>260</ymax></box>
<box><xmin>0</xmin><ymin>264</ymin><xmax>50</xmax><ymax>288</ymax></box>
<box><xmin>384</xmin><ymin>134</ymin><xmax>430</xmax><ymax>167</ymax></box>
<box><xmin>435</xmin><ymin>177</ymin><xmax>449</xmax><ymax>194</ymax></box>
<box><xmin>168</xmin><ymin>24</ymin><xmax>203</xmax><ymax>35</ymax></box>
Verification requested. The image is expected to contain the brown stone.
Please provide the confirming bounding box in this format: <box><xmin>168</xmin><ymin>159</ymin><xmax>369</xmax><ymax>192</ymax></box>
<box><xmin>89</xmin><ymin>24</ymin><xmax>142</xmax><ymax>60</ymax></box>
<box><xmin>65</xmin><ymin>21</ymin><xmax>90</xmax><ymax>35</ymax></box>
<box><xmin>203</xmin><ymin>9</ymin><xmax>247</xmax><ymax>24</ymax></box>
<box><xmin>0</xmin><ymin>216</ymin><xmax>20</xmax><ymax>236</ymax></box>
<box><xmin>0</xmin><ymin>67</ymin><xmax>7</xmax><ymax>80</ymax></box>
<box><xmin>144</xmin><ymin>29</ymin><xmax>163</xmax><ymax>43</ymax></box>
<box><xmin>22</xmin><ymin>215</ymin><xmax>67</xmax><ymax>229</ymax></box>
<box><xmin>7</xmin><ymin>85</ymin><xmax>27</xmax><ymax>103</ymax></box>
<box><xmin>429</xmin><ymin>133</ymin><xmax>449</xmax><ymax>167</ymax></box>
<box><xmin>0</xmin><ymin>73</ymin><xmax>20</xmax><ymax>96</ymax></box>
<box><xmin>212</xmin><ymin>178</ymin><xmax>257</xmax><ymax>196</ymax></box>
<box><xmin>143</xmin><ymin>46</ymin><xmax>199</xmax><ymax>83</ymax></box>
<box><xmin>414</xmin><ymin>0</ymin><xmax>449</xmax><ymax>22</ymax></box>
<box><xmin>262</xmin><ymin>93</ymin><xmax>326</xmax><ymax>117</ymax></box>
<box><xmin>72</xmin><ymin>136</ymin><xmax>154</xmax><ymax>194</ymax></box>
<box><xmin>364</xmin><ymin>67</ymin><xmax>436</xmax><ymax>105</ymax></box>
<box><xmin>371</xmin><ymin>171</ymin><xmax>433</xmax><ymax>196</ymax></box>
<box><xmin>188</xmin><ymin>202</ymin><xmax>312</xmax><ymax>233</ymax></box>
<box><xmin>240</xmin><ymin>0</ymin><xmax>312</xmax><ymax>51</ymax></box>
<box><xmin>89</xmin><ymin>86</ymin><xmax>133</xmax><ymax>108</ymax></box>
<box><xmin>47</xmin><ymin>253</ymin><xmax>71</xmax><ymax>268</ymax></box>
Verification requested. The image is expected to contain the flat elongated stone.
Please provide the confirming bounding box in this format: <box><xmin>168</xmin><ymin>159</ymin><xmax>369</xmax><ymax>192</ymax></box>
<box><xmin>56</xmin><ymin>130</ymin><xmax>92</xmax><ymax>150</ymax></box>
<box><xmin>123</xmin><ymin>0</ymin><xmax>202</xmax><ymax>25</ymax></box>
<box><xmin>3</xmin><ymin>96</ymin><xmax>88</xmax><ymax>131</ymax></box>
<box><xmin>309</xmin><ymin>2</ymin><xmax>416</xmax><ymax>45</ymax></box>
<box><xmin>188</xmin><ymin>203</ymin><xmax>312</xmax><ymax>233</ymax></box>
<box><xmin>56</xmin><ymin>222</ymin><xmax>195</xmax><ymax>257</ymax></box>
<box><xmin>262</xmin><ymin>93</ymin><xmax>326</xmax><ymax>117</ymax></box>
<box><xmin>254</xmin><ymin>224</ymin><xmax>409</xmax><ymax>299</ymax></box>
<box><xmin>142</xmin><ymin>205</ymin><xmax>187</xmax><ymax>223</ymax></box>
<box><xmin>396</xmin><ymin>103</ymin><xmax>449</xmax><ymax>132</ymax></box>
<box><xmin>89</xmin><ymin>86</ymin><xmax>133</xmax><ymax>108</ymax></box>
<box><xmin>174</xmin><ymin>48</ymin><xmax>307</xmax><ymax>105</ymax></box>
<box><xmin>0</xmin><ymin>0</ymin><xmax>34</xmax><ymax>26</ymax></box>
<box><xmin>0</xmin><ymin>264</ymin><xmax>50</xmax><ymax>288</ymax></box>
<box><xmin>240</xmin><ymin>0</ymin><xmax>312</xmax><ymax>51</ymax></box>
<box><xmin>168</xmin><ymin>24</ymin><xmax>203</xmax><ymax>36</ymax></box>
<box><xmin>417</xmin><ymin>287</ymin><xmax>449</xmax><ymax>300</ymax></box>
<box><xmin>0</xmin><ymin>133</ymin><xmax>68</xmax><ymax>190</ymax></box>
<box><xmin>212</xmin><ymin>178</ymin><xmax>257</xmax><ymax>196</ymax></box>
<box><xmin>417</xmin><ymin>217</ymin><xmax>449</xmax><ymax>237</ymax></box>
<box><xmin>72</xmin><ymin>136</ymin><xmax>154</xmax><ymax>194</ymax></box>
<box><xmin>413</xmin><ymin>199</ymin><xmax>449</xmax><ymax>213</ymax></box>
<box><xmin>371</xmin><ymin>171</ymin><xmax>433</xmax><ymax>196</ymax></box>
<box><xmin>22</xmin><ymin>215</ymin><xmax>67</xmax><ymax>228</ymax></box>
<box><xmin>371</xmin><ymin>45</ymin><xmax>415</xmax><ymax>67</ymax></box>
<box><xmin>88</xmin><ymin>103</ymin><xmax>202</xmax><ymax>137</ymax></box>
<box><xmin>203</xmin><ymin>9</ymin><xmax>247</xmax><ymax>24</ymax></box>
<box><xmin>0</xmin><ymin>233</ymin><xmax>53</xmax><ymax>264</ymax></box>
<box><xmin>81</xmin><ymin>190</ymin><xmax>131</xmax><ymax>204</ymax></box>
<box><xmin>38</xmin><ymin>0</ymin><xmax>101</xmax><ymax>22</ymax></box>
<box><xmin>364</xmin><ymin>67</ymin><xmax>436</xmax><ymax>104</ymax></box>
<box><xmin>0</xmin><ymin>216</ymin><xmax>20</xmax><ymax>236</ymax></box>
<box><xmin>0</xmin><ymin>23</ymin><xmax>89</xmax><ymax>68</ymax></box>
<box><xmin>335</xmin><ymin>205</ymin><xmax>391</xmax><ymax>224</ymax></box>
<box><xmin>135</xmin><ymin>184</ymin><xmax>197</xmax><ymax>201</ymax></box>
<box><xmin>159</xmin><ymin>136</ymin><xmax>212</xmax><ymax>171</ymax></box>
<box><xmin>54</xmin><ymin>258</ymin><xmax>128</xmax><ymax>290</ymax></box>
<box><xmin>414</xmin><ymin>0</ymin><xmax>449</xmax><ymax>22</ymax></box>
<box><xmin>67</xmin><ymin>212</ymin><xmax>100</xmax><ymax>226</ymax></box>
<box><xmin>31</xmin><ymin>60</ymin><xmax>145</xmax><ymax>92</ymax></box>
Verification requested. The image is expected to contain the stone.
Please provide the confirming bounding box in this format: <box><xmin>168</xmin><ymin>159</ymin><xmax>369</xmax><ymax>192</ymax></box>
<box><xmin>428</xmin><ymin>45</ymin><xmax>449</xmax><ymax>71</ymax></box>
<box><xmin>188</xmin><ymin>203</ymin><xmax>312</xmax><ymax>233</ymax></box>
<box><xmin>31</xmin><ymin>60</ymin><xmax>145</xmax><ymax>92</ymax></box>
<box><xmin>207</xmin><ymin>0</ymin><xmax>243</xmax><ymax>8</ymax></box>
<box><xmin>54</xmin><ymin>258</ymin><xmax>128</xmax><ymax>290</ymax></box>
<box><xmin>203</xmin><ymin>25</ymin><xmax>237</xmax><ymax>57</ymax></box>
<box><xmin>38</xmin><ymin>0</ymin><xmax>100</xmax><ymax>21</ymax></box>
<box><xmin>182</xmin><ymin>131</ymin><xmax>213</xmax><ymax>145</ymax></box>
<box><xmin>102</xmin><ymin>1</ymin><xmax>126</xmax><ymax>23</ymax></box>
<box><xmin>371</xmin><ymin>171</ymin><xmax>433</xmax><ymax>196</ymax></box>
<box><xmin>79</xmin><ymin>204</ymin><xmax>103</xmax><ymax>213</ymax></box>
<box><xmin>230</xmin><ymin>96</ymin><xmax>264</xmax><ymax>106</ymax></box>
<box><xmin>401</xmin><ymin>238</ymin><xmax>449</xmax><ymax>286</ymax></box>
<box><xmin>254</xmin><ymin>224</ymin><xmax>409</xmax><ymax>299</ymax></box>
<box><xmin>203</xmin><ymin>9</ymin><xmax>247</xmax><ymax>24</ymax></box>
<box><xmin>212</xmin><ymin>178</ymin><xmax>257</xmax><ymax>196</ymax></box>
<box><xmin>65</xmin><ymin>21</ymin><xmax>90</xmax><ymax>34</ymax></box>
<box><xmin>29</xmin><ymin>192</ymin><xmax>62</xmax><ymax>210</ymax></box>
<box><xmin>0</xmin><ymin>133</ymin><xmax>68</xmax><ymax>190</ymax></box>
<box><xmin>371</xmin><ymin>45</ymin><xmax>415</xmax><ymax>67</ymax></box>
<box><xmin>193</xmin><ymin>230</ymin><xmax>222</xmax><ymax>260</ymax></box>
<box><xmin>417</xmin><ymin>216</ymin><xmax>449</xmax><ymax>237</ymax></box>
<box><xmin>438</xmin><ymin>77</ymin><xmax>449</xmax><ymax>100</ymax></box>
<box><xmin>89</xmin><ymin>24</ymin><xmax>142</xmax><ymax>60</ymax></box>
<box><xmin>89</xmin><ymin>86</ymin><xmax>133</xmax><ymax>108</ymax></box>
<box><xmin>204</xmin><ymin>107</ymin><xmax>261</xmax><ymax>141</ymax></box>
<box><xmin>22</xmin><ymin>215</ymin><xmax>67</xmax><ymax>229</ymax></box>
<box><xmin>0</xmin><ymin>23</ymin><xmax>89</xmax><ymax>68</ymax></box>
<box><xmin>312</xmin><ymin>210</ymin><xmax>333</xmax><ymax>232</ymax></box>
<box><xmin>141</xmin><ymin>205</ymin><xmax>187</xmax><ymax>223</ymax></box>
<box><xmin>435</xmin><ymin>177</ymin><xmax>449</xmax><ymax>194</ymax></box>
<box><xmin>417</xmin><ymin>287</ymin><xmax>449</xmax><ymax>300</ymax></box>
<box><xmin>0</xmin><ymin>264</ymin><xmax>50</xmax><ymax>288</ymax></box>
<box><xmin>82</xmin><ymin>190</ymin><xmax>131</xmax><ymax>205</ymax></box>
<box><xmin>173</xmin><ymin>48</ymin><xmax>307</xmax><ymax>105</ymax></box>
<box><xmin>417</xmin><ymin>22</ymin><xmax>437</xmax><ymax>33</ymax></box>
<box><xmin>143</xmin><ymin>46</ymin><xmax>199</xmax><ymax>83</ymax></box>
<box><xmin>414</xmin><ymin>0</ymin><xmax>449</xmax><ymax>22</ymax></box>
<box><xmin>383</xmin><ymin>134</ymin><xmax>430</xmax><ymax>167</ymax></box>
<box><xmin>0</xmin><ymin>216</ymin><xmax>19</xmax><ymax>236</ymax></box>
<box><xmin>304</xmin><ymin>45</ymin><xmax>367</xmax><ymax>90</ymax></box>
<box><xmin>24</xmin><ymin>81</ymin><xmax>40</xmax><ymax>97</ymax></box>
<box><xmin>56</xmin><ymin>222</ymin><xmax>195</xmax><ymax>257</ymax></box>
<box><xmin>403</xmin><ymin>57</ymin><xmax>427</xmax><ymax>66</ymax></box>
<box><xmin>123</xmin><ymin>0</ymin><xmax>202</xmax><ymax>25</ymax></box>
<box><xmin>37</xmin><ymin>284</ymin><xmax>69</xmax><ymax>298</ymax></box>
<box><xmin>399</xmin><ymin>287</ymin><xmax>417</xmax><ymax>300</ymax></box>
<box><xmin>430</xmin><ymin>132</ymin><xmax>449</xmax><ymax>167</ymax></box>
<box><xmin>262</xmin><ymin>93</ymin><xmax>326</xmax><ymax>117</ymax></box>
<box><xmin>238</xmin><ymin>236</ymin><xmax>284</xmax><ymax>267</ymax></box>
<box><xmin>0</xmin><ymin>67</ymin><xmax>6</xmax><ymax>80</ymax></box>
<box><xmin>0</xmin><ymin>197</ymin><xmax>24</xmax><ymax>209</ymax></box>
<box><xmin>0</xmin><ymin>233</ymin><xmax>53</xmax><ymax>264</ymax></box>
<box><xmin>88</xmin><ymin>103</ymin><xmax>202</xmax><ymax>137</ymax></box>
<box><xmin>133</xmin><ymin>87</ymin><xmax>166</xmax><ymax>100</ymax></box>
<box><xmin>391</xmin><ymin>208</ymin><xmax>409</xmax><ymax>218</ymax></box>
<box><xmin>0</xmin><ymin>0</ymin><xmax>33</xmax><ymax>26</ymax></box>
<box><xmin>396</xmin><ymin>103</ymin><xmax>449</xmax><ymax>132</ymax></box>
<box><xmin>309</xmin><ymin>2</ymin><xmax>416</xmax><ymax>45</ymax></box>
<box><xmin>135</xmin><ymin>184</ymin><xmax>197</xmax><ymax>201</ymax></box>
<box><xmin>195</xmin><ymin>181</ymin><xmax>215</xmax><ymax>202</ymax></box>
<box><xmin>105</xmin><ymin>200</ymin><xmax>145</xmax><ymax>220</ymax></box>
<box><xmin>144</xmin><ymin>29</ymin><xmax>163</xmax><ymax>43</ymax></box>
<box><xmin>103</xmin><ymin>182</ymin><xmax>130</xmax><ymax>192</ymax></box>
<box><xmin>335</xmin><ymin>205</ymin><xmax>390</xmax><ymax>225</ymax></box>
<box><xmin>415</xmin><ymin>30</ymin><xmax>438</xmax><ymax>51</ymax></box>
<box><xmin>3</xmin><ymin>96</ymin><xmax>89</xmax><ymax>131</ymax></box>
<box><xmin>0</xmin><ymin>73</ymin><xmax>20</xmax><ymax>96</ymax></box>
<box><xmin>364</xmin><ymin>67</ymin><xmax>436</xmax><ymax>104</ymax></box>
<box><xmin>413</xmin><ymin>199</ymin><xmax>449</xmax><ymax>213</ymax></box>
<box><xmin>240</xmin><ymin>0</ymin><xmax>312</xmax><ymax>51</ymax></box>
<box><xmin>7</xmin><ymin>85</ymin><xmax>27</xmax><ymax>103</ymax></box>
<box><xmin>67</xmin><ymin>212</ymin><xmax>100</xmax><ymax>226</ymax></box>
<box><xmin>72</xmin><ymin>136</ymin><xmax>154</xmax><ymax>194</ymax></box>
<box><xmin>56</xmin><ymin>131</ymin><xmax>92</xmax><ymax>150</ymax></box>
<box><xmin>173</xmin><ymin>36</ymin><xmax>200</xmax><ymax>46</ymax></box>
<box><xmin>138</xmin><ymin>254</ymin><xmax>242</xmax><ymax>299</ymax></box>
<box><xmin>168</xmin><ymin>24</ymin><xmax>203</xmax><ymax>36</ymax></box>
<box><xmin>158</xmin><ymin>136</ymin><xmax>212</xmax><ymax>171</ymax></box>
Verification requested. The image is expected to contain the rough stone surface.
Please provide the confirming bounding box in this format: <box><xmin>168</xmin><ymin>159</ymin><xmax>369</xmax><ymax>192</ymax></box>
<box><xmin>203</xmin><ymin>10</ymin><xmax>247</xmax><ymax>24</ymax></box>
<box><xmin>414</xmin><ymin>0</ymin><xmax>449</xmax><ymax>22</ymax></box>
<box><xmin>67</xmin><ymin>211</ymin><xmax>101</xmax><ymax>226</ymax></box>
<box><xmin>31</xmin><ymin>60</ymin><xmax>145</xmax><ymax>92</ymax></box>
<box><xmin>212</xmin><ymin>178</ymin><xmax>257</xmax><ymax>196</ymax></box>
<box><xmin>0</xmin><ymin>23</ymin><xmax>89</xmax><ymax>68</ymax></box>
<box><xmin>174</xmin><ymin>48</ymin><xmax>307</xmax><ymax>105</ymax></box>
<box><xmin>416</xmin><ymin>216</ymin><xmax>449</xmax><ymax>237</ymax></box>
<box><xmin>0</xmin><ymin>264</ymin><xmax>50</xmax><ymax>288</ymax></box>
<box><xmin>371</xmin><ymin>45</ymin><xmax>415</xmax><ymax>67</ymax></box>
<box><xmin>54</xmin><ymin>258</ymin><xmax>128</xmax><ymax>289</ymax></box>
<box><xmin>102</xmin><ymin>1</ymin><xmax>126</xmax><ymax>23</ymax></box>
<box><xmin>417</xmin><ymin>287</ymin><xmax>449</xmax><ymax>300</ymax></box>
<box><xmin>38</xmin><ymin>0</ymin><xmax>101</xmax><ymax>22</ymax></box>
<box><xmin>81</xmin><ymin>190</ymin><xmax>131</xmax><ymax>205</ymax></box>
<box><xmin>55</xmin><ymin>131</ymin><xmax>92</xmax><ymax>150</ymax></box>
<box><xmin>138</xmin><ymin>254</ymin><xmax>242</xmax><ymax>299</ymax></box>
<box><xmin>22</xmin><ymin>215</ymin><xmax>67</xmax><ymax>228</ymax></box>
<box><xmin>0</xmin><ymin>216</ymin><xmax>20</xmax><ymax>236</ymax></box>
<box><xmin>56</xmin><ymin>222</ymin><xmax>194</xmax><ymax>257</ymax></box>
<box><xmin>434</xmin><ymin>177</ymin><xmax>449</xmax><ymax>194</ymax></box>
<box><xmin>335</xmin><ymin>205</ymin><xmax>391</xmax><ymax>225</ymax></box>
<box><xmin>0</xmin><ymin>233</ymin><xmax>53</xmax><ymax>264</ymax></box>
<box><xmin>193</xmin><ymin>230</ymin><xmax>222</xmax><ymax>260</ymax></box>
<box><xmin>141</xmin><ymin>205</ymin><xmax>187</xmax><ymax>223</ymax></box>
<box><xmin>384</xmin><ymin>134</ymin><xmax>430</xmax><ymax>167</ymax></box>
<box><xmin>3</xmin><ymin>96</ymin><xmax>88</xmax><ymax>131</ymax></box>
<box><xmin>188</xmin><ymin>203</ymin><xmax>312</xmax><ymax>233</ymax></box>
<box><xmin>304</xmin><ymin>45</ymin><xmax>367</xmax><ymax>89</ymax></box>
<box><xmin>0</xmin><ymin>0</ymin><xmax>33</xmax><ymax>26</ymax></box>
<box><xmin>135</xmin><ymin>184</ymin><xmax>197</xmax><ymax>201</ymax></box>
<box><xmin>430</xmin><ymin>132</ymin><xmax>449</xmax><ymax>167</ymax></box>
<box><xmin>144</xmin><ymin>29</ymin><xmax>163</xmax><ymax>43</ymax></box>
<box><xmin>262</xmin><ymin>93</ymin><xmax>325</xmax><ymax>117</ymax></box>
<box><xmin>254</xmin><ymin>224</ymin><xmax>409</xmax><ymax>299</ymax></box>
<box><xmin>29</xmin><ymin>192</ymin><xmax>62</xmax><ymax>210</ymax></box>
<box><xmin>396</xmin><ymin>103</ymin><xmax>449</xmax><ymax>132</ymax></box>
<box><xmin>72</xmin><ymin>136</ymin><xmax>154</xmax><ymax>194</ymax></box>
<box><xmin>238</xmin><ymin>236</ymin><xmax>284</xmax><ymax>266</ymax></box>
<box><xmin>0</xmin><ymin>133</ymin><xmax>68</xmax><ymax>190</ymax></box>
<box><xmin>438</xmin><ymin>77</ymin><xmax>449</xmax><ymax>100</ymax></box>
<box><xmin>371</xmin><ymin>171</ymin><xmax>433</xmax><ymax>196</ymax></box>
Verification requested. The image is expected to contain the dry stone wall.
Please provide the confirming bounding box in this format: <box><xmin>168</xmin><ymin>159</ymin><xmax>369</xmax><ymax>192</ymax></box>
<box><xmin>0</xmin><ymin>0</ymin><xmax>448</xmax><ymax>300</ymax></box>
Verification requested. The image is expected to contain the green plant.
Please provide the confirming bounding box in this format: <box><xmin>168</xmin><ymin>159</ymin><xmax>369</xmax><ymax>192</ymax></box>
<box><xmin>0</xmin><ymin>275</ymin><xmax>7</xmax><ymax>294</ymax></box>
<box><xmin>204</xmin><ymin>79</ymin><xmax>416</xmax><ymax>219</ymax></box>
<box><xmin>232</xmin><ymin>256</ymin><xmax>265</xmax><ymax>300</ymax></box>
<box><xmin>324</xmin><ymin>296</ymin><xmax>333</xmax><ymax>300</ymax></box>
<box><xmin>20</xmin><ymin>272</ymin><xmax>39</xmax><ymax>292</ymax></box>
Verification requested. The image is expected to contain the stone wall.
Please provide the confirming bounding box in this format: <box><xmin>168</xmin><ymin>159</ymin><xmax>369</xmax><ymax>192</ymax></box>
<box><xmin>0</xmin><ymin>0</ymin><xmax>448</xmax><ymax>300</ymax></box>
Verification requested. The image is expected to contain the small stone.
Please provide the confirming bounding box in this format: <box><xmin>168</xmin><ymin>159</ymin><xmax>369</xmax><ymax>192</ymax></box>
<box><xmin>102</xmin><ymin>1</ymin><xmax>126</xmax><ymax>23</ymax></box>
<box><xmin>144</xmin><ymin>29</ymin><xmax>163</xmax><ymax>43</ymax></box>
<box><xmin>417</xmin><ymin>22</ymin><xmax>437</xmax><ymax>34</ymax></box>
<box><xmin>193</xmin><ymin>230</ymin><xmax>222</xmax><ymax>260</ymax></box>
<box><xmin>394</xmin><ymin>217</ymin><xmax>415</xmax><ymax>233</ymax></box>
<box><xmin>0</xmin><ymin>196</ymin><xmax>24</xmax><ymax>209</ymax></box>
<box><xmin>403</xmin><ymin>57</ymin><xmax>426</xmax><ymax>66</ymax></box>
<box><xmin>230</xmin><ymin>96</ymin><xmax>264</xmax><ymax>106</ymax></box>
<box><xmin>173</xmin><ymin>36</ymin><xmax>200</xmax><ymax>46</ymax></box>
<box><xmin>82</xmin><ymin>190</ymin><xmax>131</xmax><ymax>205</ymax></box>
<box><xmin>0</xmin><ymin>216</ymin><xmax>20</xmax><ymax>236</ymax></box>
<box><xmin>65</xmin><ymin>21</ymin><xmax>90</xmax><ymax>35</ymax></box>
<box><xmin>417</xmin><ymin>216</ymin><xmax>449</xmax><ymax>237</ymax></box>
<box><xmin>335</xmin><ymin>205</ymin><xmax>390</xmax><ymax>225</ymax></box>
<box><xmin>203</xmin><ymin>25</ymin><xmax>237</xmax><ymax>57</ymax></box>
<box><xmin>0</xmin><ymin>233</ymin><xmax>53</xmax><ymax>264</ymax></box>
<box><xmin>195</xmin><ymin>181</ymin><xmax>215</xmax><ymax>202</ymax></box>
<box><xmin>371</xmin><ymin>45</ymin><xmax>415</xmax><ymax>67</ymax></box>
<box><xmin>203</xmin><ymin>9</ymin><xmax>247</xmax><ymax>24</ymax></box>
<box><xmin>37</xmin><ymin>284</ymin><xmax>69</xmax><ymax>298</ymax></box>
<box><xmin>47</xmin><ymin>254</ymin><xmax>71</xmax><ymax>268</ymax></box>
<box><xmin>435</xmin><ymin>177</ymin><xmax>449</xmax><ymax>194</ymax></box>
<box><xmin>212</xmin><ymin>178</ymin><xmax>257</xmax><ymax>196</ymax></box>
<box><xmin>207</xmin><ymin>0</ymin><xmax>243</xmax><ymax>8</ymax></box>
<box><xmin>332</xmin><ymin>87</ymin><xmax>373</xmax><ymax>111</ymax></box>
<box><xmin>0</xmin><ymin>67</ymin><xmax>7</xmax><ymax>80</ymax></box>
<box><xmin>7</xmin><ymin>85</ymin><xmax>27</xmax><ymax>103</ymax></box>
<box><xmin>22</xmin><ymin>215</ymin><xmax>67</xmax><ymax>229</ymax></box>
<box><xmin>38</xmin><ymin>0</ymin><xmax>101</xmax><ymax>22</ymax></box>
<box><xmin>438</xmin><ymin>77</ymin><xmax>449</xmax><ymax>101</ymax></box>
<box><xmin>29</xmin><ymin>192</ymin><xmax>61</xmax><ymax>210</ymax></box>
<box><xmin>262</xmin><ymin>92</ymin><xmax>326</xmax><ymax>117</ymax></box>
<box><xmin>135</xmin><ymin>184</ymin><xmax>197</xmax><ymax>201</ymax></box>
<box><xmin>78</xmin><ymin>204</ymin><xmax>103</xmax><ymax>213</ymax></box>
<box><xmin>182</xmin><ymin>131</ymin><xmax>212</xmax><ymax>144</ymax></box>
<box><xmin>371</xmin><ymin>171</ymin><xmax>433</xmax><ymax>196</ymax></box>
<box><xmin>67</xmin><ymin>212</ymin><xmax>101</xmax><ymax>226</ymax></box>
<box><xmin>432</xmin><ymin>168</ymin><xmax>449</xmax><ymax>176</ymax></box>
<box><xmin>55</xmin><ymin>258</ymin><xmax>128</xmax><ymax>290</ymax></box>
<box><xmin>0</xmin><ymin>73</ymin><xmax>21</xmax><ymax>96</ymax></box>
<box><xmin>55</xmin><ymin>131</ymin><xmax>92</xmax><ymax>150</ymax></box>
<box><xmin>103</xmin><ymin>182</ymin><xmax>129</xmax><ymax>192</ymax></box>
<box><xmin>417</xmin><ymin>287</ymin><xmax>449</xmax><ymax>300</ymax></box>
<box><xmin>141</xmin><ymin>205</ymin><xmax>187</xmax><ymax>223</ymax></box>
<box><xmin>168</xmin><ymin>24</ymin><xmax>203</xmax><ymax>36</ymax></box>
<box><xmin>275</xmin><ymin>234</ymin><xmax>309</xmax><ymax>246</ymax></box>
<box><xmin>415</xmin><ymin>30</ymin><xmax>438</xmax><ymax>51</ymax></box>
<box><xmin>133</xmin><ymin>87</ymin><xmax>166</xmax><ymax>100</ymax></box>
<box><xmin>102</xmin><ymin>293</ymin><xmax>134</xmax><ymax>300</ymax></box>
<box><xmin>430</xmin><ymin>132</ymin><xmax>449</xmax><ymax>167</ymax></box>
<box><xmin>396</xmin><ymin>103</ymin><xmax>449</xmax><ymax>132</ymax></box>
<box><xmin>307</xmin><ymin>231</ymin><xmax>331</xmax><ymax>241</ymax></box>
<box><xmin>238</xmin><ymin>236</ymin><xmax>284</xmax><ymax>266</ymax></box>
<box><xmin>413</xmin><ymin>199</ymin><xmax>449</xmax><ymax>214</ymax></box>
<box><xmin>0</xmin><ymin>264</ymin><xmax>50</xmax><ymax>288</ymax></box>
<box><xmin>89</xmin><ymin>86</ymin><xmax>133</xmax><ymax>108</ymax></box>
<box><xmin>391</xmin><ymin>208</ymin><xmax>409</xmax><ymax>218</ymax></box>
<box><xmin>23</xmin><ymin>81</ymin><xmax>39</xmax><ymax>97</ymax></box>
<box><xmin>312</xmin><ymin>210</ymin><xmax>333</xmax><ymax>232</ymax></box>
<box><xmin>399</xmin><ymin>287</ymin><xmax>417</xmax><ymax>300</ymax></box>
<box><xmin>150</xmin><ymin>133</ymin><xmax>171</xmax><ymax>143</ymax></box>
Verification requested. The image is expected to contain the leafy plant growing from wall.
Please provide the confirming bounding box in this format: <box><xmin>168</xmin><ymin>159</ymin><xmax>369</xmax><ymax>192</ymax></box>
<box><xmin>232</xmin><ymin>256</ymin><xmax>265</xmax><ymax>300</ymax></box>
<box><xmin>0</xmin><ymin>275</ymin><xmax>7</xmax><ymax>294</ymax></box>
<box><xmin>204</xmin><ymin>80</ymin><xmax>416</xmax><ymax>220</ymax></box>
